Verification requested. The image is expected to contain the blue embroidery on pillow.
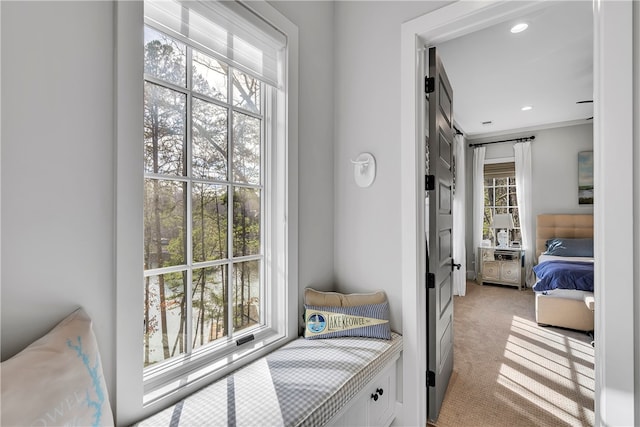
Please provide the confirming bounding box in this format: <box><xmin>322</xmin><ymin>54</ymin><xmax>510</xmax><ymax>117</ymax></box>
<box><xmin>67</xmin><ymin>336</ymin><xmax>104</xmax><ymax>427</ymax></box>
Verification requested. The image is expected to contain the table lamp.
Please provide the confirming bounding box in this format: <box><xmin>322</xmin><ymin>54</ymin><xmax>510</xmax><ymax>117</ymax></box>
<box><xmin>491</xmin><ymin>213</ymin><xmax>514</xmax><ymax>248</ymax></box>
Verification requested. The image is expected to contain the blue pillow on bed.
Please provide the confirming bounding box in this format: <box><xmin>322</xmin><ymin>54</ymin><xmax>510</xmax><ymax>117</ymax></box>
<box><xmin>303</xmin><ymin>302</ymin><xmax>391</xmax><ymax>340</ymax></box>
<box><xmin>544</xmin><ymin>238</ymin><xmax>593</xmax><ymax>257</ymax></box>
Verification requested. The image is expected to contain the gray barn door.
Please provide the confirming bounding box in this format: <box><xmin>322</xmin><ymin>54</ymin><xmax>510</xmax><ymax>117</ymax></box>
<box><xmin>426</xmin><ymin>46</ymin><xmax>455</xmax><ymax>422</ymax></box>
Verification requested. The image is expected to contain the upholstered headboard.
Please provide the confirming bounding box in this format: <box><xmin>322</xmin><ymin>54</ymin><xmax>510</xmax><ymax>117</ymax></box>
<box><xmin>536</xmin><ymin>214</ymin><xmax>594</xmax><ymax>259</ymax></box>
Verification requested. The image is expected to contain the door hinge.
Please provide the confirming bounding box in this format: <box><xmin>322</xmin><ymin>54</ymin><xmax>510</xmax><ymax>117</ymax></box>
<box><xmin>425</xmin><ymin>76</ymin><xmax>435</xmax><ymax>94</ymax></box>
<box><xmin>425</xmin><ymin>175</ymin><xmax>435</xmax><ymax>191</ymax></box>
<box><xmin>427</xmin><ymin>370</ymin><xmax>435</xmax><ymax>387</ymax></box>
<box><xmin>427</xmin><ymin>273</ymin><xmax>435</xmax><ymax>289</ymax></box>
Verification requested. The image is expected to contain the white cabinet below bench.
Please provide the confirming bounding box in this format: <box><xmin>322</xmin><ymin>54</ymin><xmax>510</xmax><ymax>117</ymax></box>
<box><xmin>327</xmin><ymin>354</ymin><xmax>399</xmax><ymax>427</ymax></box>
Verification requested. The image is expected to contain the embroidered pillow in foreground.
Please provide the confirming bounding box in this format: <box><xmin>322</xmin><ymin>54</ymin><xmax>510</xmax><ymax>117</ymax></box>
<box><xmin>1</xmin><ymin>308</ymin><xmax>113</xmax><ymax>427</ymax></box>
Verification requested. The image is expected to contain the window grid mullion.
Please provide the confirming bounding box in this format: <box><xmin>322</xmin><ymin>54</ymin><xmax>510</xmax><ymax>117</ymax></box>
<box><xmin>185</xmin><ymin>45</ymin><xmax>194</xmax><ymax>356</ymax></box>
<box><xmin>185</xmin><ymin>87</ymin><xmax>263</xmax><ymax>121</ymax></box>
<box><xmin>143</xmin><ymin>173</ymin><xmax>190</xmax><ymax>183</ymax></box>
<box><xmin>144</xmin><ymin>264</ymin><xmax>189</xmax><ymax>278</ymax></box>
<box><xmin>227</xmin><ymin>185</ymin><xmax>234</xmax><ymax>338</ymax></box>
<box><xmin>192</xmin><ymin>254</ymin><xmax>262</xmax><ymax>270</ymax></box>
<box><xmin>144</xmin><ymin>173</ymin><xmax>263</xmax><ymax>190</ymax></box>
<box><xmin>144</xmin><ymin>74</ymin><xmax>189</xmax><ymax>96</ymax></box>
<box><xmin>259</xmin><ymin>83</ymin><xmax>267</xmax><ymax>326</ymax></box>
<box><xmin>227</xmin><ymin>66</ymin><xmax>235</xmax><ymax>339</ymax></box>
<box><xmin>191</xmin><ymin>90</ymin><xmax>263</xmax><ymax>121</ymax></box>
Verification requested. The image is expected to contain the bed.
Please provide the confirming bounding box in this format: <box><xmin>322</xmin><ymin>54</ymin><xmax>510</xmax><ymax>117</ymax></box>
<box><xmin>533</xmin><ymin>214</ymin><xmax>594</xmax><ymax>331</ymax></box>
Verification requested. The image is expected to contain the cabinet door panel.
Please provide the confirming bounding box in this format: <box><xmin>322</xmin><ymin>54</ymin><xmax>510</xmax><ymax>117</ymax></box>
<box><xmin>500</xmin><ymin>261</ymin><xmax>521</xmax><ymax>284</ymax></box>
<box><xmin>369</xmin><ymin>368</ymin><xmax>392</xmax><ymax>426</ymax></box>
<box><xmin>483</xmin><ymin>261</ymin><xmax>500</xmax><ymax>281</ymax></box>
<box><xmin>326</xmin><ymin>358</ymin><xmax>398</xmax><ymax>427</ymax></box>
<box><xmin>332</xmin><ymin>397</ymin><xmax>367</xmax><ymax>427</ymax></box>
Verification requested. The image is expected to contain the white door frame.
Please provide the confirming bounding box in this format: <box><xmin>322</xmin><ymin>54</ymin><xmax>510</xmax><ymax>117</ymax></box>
<box><xmin>400</xmin><ymin>2</ymin><xmax>635</xmax><ymax>426</ymax></box>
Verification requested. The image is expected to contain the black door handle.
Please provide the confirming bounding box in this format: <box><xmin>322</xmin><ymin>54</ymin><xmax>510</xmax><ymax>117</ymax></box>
<box><xmin>451</xmin><ymin>260</ymin><xmax>461</xmax><ymax>271</ymax></box>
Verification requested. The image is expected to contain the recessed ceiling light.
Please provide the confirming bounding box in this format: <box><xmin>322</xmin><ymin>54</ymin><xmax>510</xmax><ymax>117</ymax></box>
<box><xmin>511</xmin><ymin>23</ymin><xmax>529</xmax><ymax>34</ymax></box>
<box><xmin>521</xmin><ymin>105</ymin><xmax>533</xmax><ymax>111</ymax></box>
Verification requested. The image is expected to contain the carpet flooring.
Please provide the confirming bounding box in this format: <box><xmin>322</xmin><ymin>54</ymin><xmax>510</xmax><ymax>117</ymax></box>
<box><xmin>429</xmin><ymin>281</ymin><xmax>594</xmax><ymax>427</ymax></box>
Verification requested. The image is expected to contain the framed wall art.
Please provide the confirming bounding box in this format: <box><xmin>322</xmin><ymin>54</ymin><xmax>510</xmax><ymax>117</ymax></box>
<box><xmin>578</xmin><ymin>150</ymin><xmax>593</xmax><ymax>205</ymax></box>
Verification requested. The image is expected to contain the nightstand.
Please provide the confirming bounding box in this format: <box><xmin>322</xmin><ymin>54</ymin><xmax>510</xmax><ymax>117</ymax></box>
<box><xmin>478</xmin><ymin>246</ymin><xmax>525</xmax><ymax>290</ymax></box>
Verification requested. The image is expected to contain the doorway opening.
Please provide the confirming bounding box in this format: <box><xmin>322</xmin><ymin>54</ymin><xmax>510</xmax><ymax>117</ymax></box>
<box><xmin>400</xmin><ymin>1</ymin><xmax>637</xmax><ymax>426</ymax></box>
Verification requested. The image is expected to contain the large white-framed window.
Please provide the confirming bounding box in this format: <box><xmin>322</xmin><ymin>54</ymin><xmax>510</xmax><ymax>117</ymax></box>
<box><xmin>115</xmin><ymin>1</ymin><xmax>298</xmax><ymax>422</ymax></box>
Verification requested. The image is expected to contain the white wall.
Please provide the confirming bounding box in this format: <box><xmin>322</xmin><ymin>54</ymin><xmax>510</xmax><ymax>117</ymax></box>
<box><xmin>1</xmin><ymin>0</ymin><xmax>116</xmax><ymax>395</ymax></box>
<box><xmin>269</xmin><ymin>0</ymin><xmax>336</xmax><ymax>322</ymax></box>
<box><xmin>529</xmin><ymin>124</ymin><xmax>594</xmax><ymax>219</ymax></box>
<box><xmin>332</xmin><ymin>1</ymin><xmax>449</xmax><ymax>333</ymax></box>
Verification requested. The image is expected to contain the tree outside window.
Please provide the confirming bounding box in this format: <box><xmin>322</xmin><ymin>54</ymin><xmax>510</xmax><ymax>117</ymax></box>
<box><xmin>483</xmin><ymin>165</ymin><xmax>520</xmax><ymax>246</ymax></box>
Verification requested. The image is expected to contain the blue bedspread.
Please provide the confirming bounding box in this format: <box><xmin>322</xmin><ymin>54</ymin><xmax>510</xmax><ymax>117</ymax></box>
<box><xmin>533</xmin><ymin>260</ymin><xmax>594</xmax><ymax>292</ymax></box>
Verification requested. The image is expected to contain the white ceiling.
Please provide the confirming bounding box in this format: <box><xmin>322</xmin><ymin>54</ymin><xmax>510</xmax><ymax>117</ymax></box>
<box><xmin>436</xmin><ymin>1</ymin><xmax>593</xmax><ymax>137</ymax></box>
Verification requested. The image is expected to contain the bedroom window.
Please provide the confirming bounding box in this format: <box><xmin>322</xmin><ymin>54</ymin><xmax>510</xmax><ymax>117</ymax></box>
<box><xmin>142</xmin><ymin>0</ymin><xmax>292</xmax><ymax>400</ymax></box>
<box><xmin>483</xmin><ymin>162</ymin><xmax>520</xmax><ymax>245</ymax></box>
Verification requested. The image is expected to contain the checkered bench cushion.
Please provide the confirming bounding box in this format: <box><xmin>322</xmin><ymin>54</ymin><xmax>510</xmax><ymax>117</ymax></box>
<box><xmin>137</xmin><ymin>332</ymin><xmax>402</xmax><ymax>427</ymax></box>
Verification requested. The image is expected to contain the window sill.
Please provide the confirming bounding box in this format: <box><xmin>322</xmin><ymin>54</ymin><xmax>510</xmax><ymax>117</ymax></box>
<box><xmin>143</xmin><ymin>329</ymin><xmax>292</xmax><ymax>407</ymax></box>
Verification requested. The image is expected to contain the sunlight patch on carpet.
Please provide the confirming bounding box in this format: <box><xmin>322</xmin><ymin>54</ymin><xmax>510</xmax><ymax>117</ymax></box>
<box><xmin>494</xmin><ymin>315</ymin><xmax>595</xmax><ymax>426</ymax></box>
<box><xmin>435</xmin><ymin>283</ymin><xmax>594</xmax><ymax>427</ymax></box>
<box><xmin>504</xmin><ymin>342</ymin><xmax>595</xmax><ymax>392</ymax></box>
<box><xmin>512</xmin><ymin>316</ymin><xmax>594</xmax><ymax>355</ymax></box>
<box><xmin>498</xmin><ymin>364</ymin><xmax>583</xmax><ymax>419</ymax></box>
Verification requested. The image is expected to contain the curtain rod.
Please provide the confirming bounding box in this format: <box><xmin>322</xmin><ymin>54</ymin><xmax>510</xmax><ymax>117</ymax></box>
<box><xmin>468</xmin><ymin>135</ymin><xmax>535</xmax><ymax>148</ymax></box>
<box><xmin>453</xmin><ymin>125</ymin><xmax>463</xmax><ymax>136</ymax></box>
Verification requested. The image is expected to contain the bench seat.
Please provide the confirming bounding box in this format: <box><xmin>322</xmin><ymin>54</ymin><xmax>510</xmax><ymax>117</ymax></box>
<box><xmin>137</xmin><ymin>332</ymin><xmax>403</xmax><ymax>426</ymax></box>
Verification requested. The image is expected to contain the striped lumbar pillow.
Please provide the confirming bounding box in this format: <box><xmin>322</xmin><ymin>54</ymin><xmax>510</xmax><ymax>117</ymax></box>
<box><xmin>303</xmin><ymin>301</ymin><xmax>391</xmax><ymax>340</ymax></box>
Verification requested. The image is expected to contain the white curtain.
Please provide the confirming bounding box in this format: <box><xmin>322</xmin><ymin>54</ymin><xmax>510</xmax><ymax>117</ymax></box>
<box><xmin>514</xmin><ymin>141</ymin><xmax>534</xmax><ymax>286</ymax></box>
<box><xmin>452</xmin><ymin>134</ymin><xmax>467</xmax><ymax>296</ymax></box>
<box><xmin>472</xmin><ymin>147</ymin><xmax>486</xmax><ymax>279</ymax></box>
